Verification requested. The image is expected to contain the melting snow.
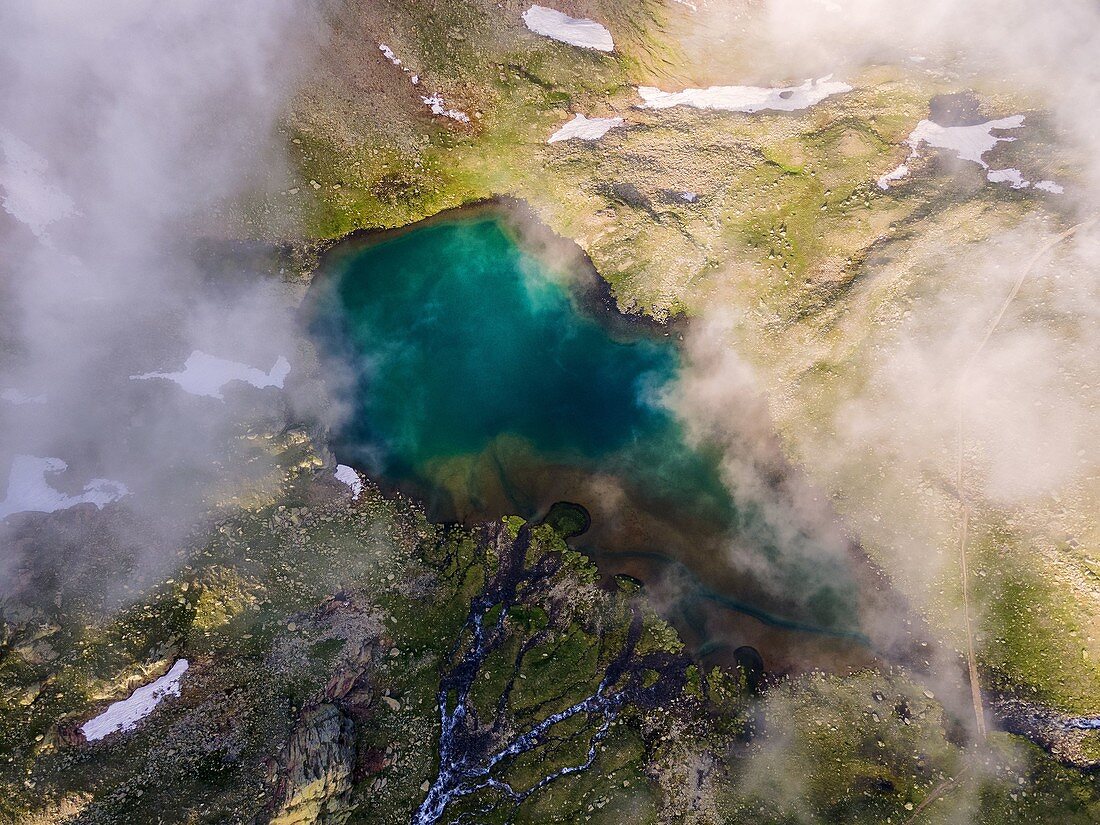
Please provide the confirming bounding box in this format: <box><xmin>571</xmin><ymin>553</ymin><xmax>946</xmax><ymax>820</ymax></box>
<box><xmin>877</xmin><ymin>115</ymin><xmax>1023</xmax><ymax>189</ymax></box>
<box><xmin>522</xmin><ymin>6</ymin><xmax>615</xmax><ymax>52</ymax></box>
<box><xmin>877</xmin><ymin>115</ymin><xmax>1062</xmax><ymax>194</ymax></box>
<box><xmin>0</xmin><ymin>455</ymin><xmax>129</xmax><ymax>522</ymax></box>
<box><xmin>876</xmin><ymin>163</ymin><xmax>911</xmax><ymax>190</ymax></box>
<box><xmin>422</xmin><ymin>93</ymin><xmax>471</xmax><ymax>123</ymax></box>
<box><xmin>81</xmin><ymin>660</ymin><xmax>189</xmax><ymax>741</ymax></box>
<box><xmin>905</xmin><ymin>116</ymin><xmax>1025</xmax><ymax>166</ymax></box>
<box><xmin>131</xmin><ymin>351</ymin><xmax>290</xmax><ymax>400</ymax></box>
<box><xmin>637</xmin><ymin>76</ymin><xmax>851</xmax><ymax>113</ymax></box>
<box><xmin>334</xmin><ymin>464</ymin><xmax>362</xmax><ymax>500</ymax></box>
<box><xmin>0</xmin><ymin>131</ymin><xmax>77</xmax><ymax>238</ymax></box>
<box><xmin>378</xmin><ymin>43</ymin><xmax>465</xmax><ymax>118</ymax></box>
<box><xmin>379</xmin><ymin>43</ymin><xmax>402</xmax><ymax>67</ymax></box>
<box><xmin>547</xmin><ymin>113</ymin><xmax>624</xmax><ymax>143</ymax></box>
<box><xmin>987</xmin><ymin>168</ymin><xmax>1029</xmax><ymax>189</ymax></box>
<box><xmin>1034</xmin><ymin>179</ymin><xmax>1064</xmax><ymax>194</ymax></box>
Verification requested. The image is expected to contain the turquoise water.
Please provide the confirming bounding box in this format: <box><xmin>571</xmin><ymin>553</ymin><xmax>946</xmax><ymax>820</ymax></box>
<box><xmin>309</xmin><ymin>209</ymin><xmax>866</xmax><ymax>649</ymax></box>
<box><xmin>312</xmin><ymin>213</ymin><xmax>730</xmax><ymax>522</ymax></box>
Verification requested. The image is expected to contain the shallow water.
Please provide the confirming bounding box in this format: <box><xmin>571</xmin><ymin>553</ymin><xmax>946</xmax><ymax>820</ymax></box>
<box><xmin>309</xmin><ymin>207</ymin><xmax>878</xmax><ymax>666</ymax></box>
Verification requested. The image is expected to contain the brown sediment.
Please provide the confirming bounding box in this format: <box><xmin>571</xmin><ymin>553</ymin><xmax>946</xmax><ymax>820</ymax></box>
<box><xmin>386</xmin><ymin>431</ymin><xmax>922</xmax><ymax>679</ymax></box>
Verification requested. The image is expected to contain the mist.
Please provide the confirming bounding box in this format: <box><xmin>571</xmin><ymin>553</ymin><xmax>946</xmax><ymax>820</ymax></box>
<box><xmin>657</xmin><ymin>1</ymin><xmax>1100</xmax><ymax>784</ymax></box>
<box><xmin>0</xmin><ymin>2</ymin><xmax>326</xmax><ymax>598</ymax></box>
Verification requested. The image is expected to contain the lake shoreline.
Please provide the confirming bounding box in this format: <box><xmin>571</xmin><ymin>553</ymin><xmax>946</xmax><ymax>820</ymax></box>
<box><xmin>301</xmin><ymin>199</ymin><xmax>928</xmax><ymax>685</ymax></box>
<box><xmin>307</xmin><ymin>195</ymin><xmax>689</xmax><ymax>343</ymax></box>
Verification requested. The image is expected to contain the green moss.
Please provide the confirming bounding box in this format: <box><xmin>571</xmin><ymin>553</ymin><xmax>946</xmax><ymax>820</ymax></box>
<box><xmin>503</xmin><ymin>514</ymin><xmax>527</xmax><ymax>538</ymax></box>
<box><xmin>974</xmin><ymin>517</ymin><xmax>1100</xmax><ymax>713</ymax></box>
<box><xmin>722</xmin><ymin>672</ymin><xmax>961</xmax><ymax>822</ymax></box>
<box><xmin>636</xmin><ymin>612</ymin><xmax>683</xmax><ymax>656</ymax></box>
<box><xmin>541</xmin><ymin>501</ymin><xmax>591</xmax><ymax>538</ymax></box>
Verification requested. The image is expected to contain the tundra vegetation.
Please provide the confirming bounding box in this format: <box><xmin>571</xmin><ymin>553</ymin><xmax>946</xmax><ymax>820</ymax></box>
<box><xmin>3</xmin><ymin>0</ymin><xmax>1099</xmax><ymax>822</ymax></box>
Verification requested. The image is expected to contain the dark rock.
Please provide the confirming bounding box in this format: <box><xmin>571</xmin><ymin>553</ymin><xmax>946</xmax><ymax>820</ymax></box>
<box><xmin>270</xmin><ymin>703</ymin><xmax>356</xmax><ymax>825</ymax></box>
<box><xmin>600</xmin><ymin>181</ymin><xmax>653</xmax><ymax>212</ymax></box>
<box><xmin>994</xmin><ymin>697</ymin><xmax>1100</xmax><ymax>770</ymax></box>
<box><xmin>928</xmin><ymin>91</ymin><xmax>985</xmax><ymax>126</ymax></box>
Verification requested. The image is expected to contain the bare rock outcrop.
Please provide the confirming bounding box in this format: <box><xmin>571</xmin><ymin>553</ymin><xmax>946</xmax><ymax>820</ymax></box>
<box><xmin>270</xmin><ymin>702</ymin><xmax>356</xmax><ymax>825</ymax></box>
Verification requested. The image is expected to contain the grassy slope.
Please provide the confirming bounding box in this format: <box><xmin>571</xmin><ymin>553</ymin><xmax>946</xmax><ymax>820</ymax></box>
<box><xmin>272</xmin><ymin>0</ymin><xmax>1100</xmax><ymax>723</ymax></box>
<box><xmin>5</xmin><ymin>459</ymin><xmax>1097</xmax><ymax>823</ymax></box>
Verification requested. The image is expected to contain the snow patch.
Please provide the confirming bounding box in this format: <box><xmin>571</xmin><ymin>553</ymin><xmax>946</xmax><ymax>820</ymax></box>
<box><xmin>877</xmin><ymin>116</ymin><xmax>1033</xmax><ymax>190</ymax></box>
<box><xmin>1033</xmin><ymin>179</ymin><xmax>1064</xmax><ymax>194</ymax></box>
<box><xmin>131</xmin><ymin>351</ymin><xmax>290</xmax><ymax>400</ymax></box>
<box><xmin>422</xmin><ymin>93</ymin><xmax>470</xmax><ymax>123</ymax></box>
<box><xmin>379</xmin><ymin>43</ymin><xmax>402</xmax><ymax>67</ymax></box>
<box><xmin>522</xmin><ymin>6</ymin><xmax>615</xmax><ymax>52</ymax></box>
<box><xmin>547</xmin><ymin>114</ymin><xmax>624</xmax><ymax>144</ymax></box>
<box><xmin>378</xmin><ymin>42</ymin><xmax>467</xmax><ymax>120</ymax></box>
<box><xmin>0</xmin><ymin>131</ymin><xmax>77</xmax><ymax>238</ymax></box>
<box><xmin>987</xmin><ymin>168</ymin><xmax>1029</xmax><ymax>189</ymax></box>
<box><xmin>876</xmin><ymin>163</ymin><xmax>910</xmax><ymax>190</ymax></box>
<box><xmin>81</xmin><ymin>660</ymin><xmax>189</xmax><ymax>741</ymax></box>
<box><xmin>0</xmin><ymin>455</ymin><xmax>129</xmax><ymax>522</ymax></box>
<box><xmin>906</xmin><ymin>116</ymin><xmax>1024</xmax><ymax>166</ymax></box>
<box><xmin>334</xmin><ymin>464</ymin><xmax>362</xmax><ymax>500</ymax></box>
<box><xmin>637</xmin><ymin>76</ymin><xmax>851</xmax><ymax>113</ymax></box>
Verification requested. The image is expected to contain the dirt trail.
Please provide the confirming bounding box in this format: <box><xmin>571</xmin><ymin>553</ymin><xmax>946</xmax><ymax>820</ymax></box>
<box><xmin>955</xmin><ymin>217</ymin><xmax>1098</xmax><ymax>740</ymax></box>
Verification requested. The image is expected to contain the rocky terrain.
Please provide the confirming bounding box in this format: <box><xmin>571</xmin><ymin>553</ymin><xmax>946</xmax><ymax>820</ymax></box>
<box><xmin>269</xmin><ymin>0</ymin><xmax>1100</xmax><ymax>755</ymax></box>
<box><xmin>3</xmin><ymin>434</ymin><xmax>1098</xmax><ymax>823</ymax></box>
<box><xmin>2</xmin><ymin>0</ymin><xmax>1099</xmax><ymax>822</ymax></box>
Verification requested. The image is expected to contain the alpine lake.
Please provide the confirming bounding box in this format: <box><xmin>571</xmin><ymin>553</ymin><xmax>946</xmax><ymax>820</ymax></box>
<box><xmin>307</xmin><ymin>203</ymin><xmax>897</xmax><ymax>674</ymax></box>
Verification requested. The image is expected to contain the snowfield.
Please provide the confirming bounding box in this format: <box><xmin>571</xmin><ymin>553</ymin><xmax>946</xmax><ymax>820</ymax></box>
<box><xmin>131</xmin><ymin>350</ymin><xmax>290</xmax><ymax>400</ymax></box>
<box><xmin>522</xmin><ymin>6</ymin><xmax>614</xmax><ymax>52</ymax></box>
<box><xmin>1033</xmin><ymin>179</ymin><xmax>1064</xmax><ymax>193</ymax></box>
<box><xmin>637</xmin><ymin>77</ymin><xmax>852</xmax><ymax>113</ymax></box>
<box><xmin>0</xmin><ymin>455</ymin><xmax>129</xmax><ymax>522</ymax></box>
<box><xmin>905</xmin><ymin>116</ymin><xmax>1025</xmax><ymax>166</ymax></box>
<box><xmin>81</xmin><ymin>660</ymin><xmax>190</xmax><ymax>741</ymax></box>
<box><xmin>548</xmin><ymin>114</ymin><xmax>624</xmax><ymax>143</ymax></box>
<box><xmin>986</xmin><ymin>167</ymin><xmax>1029</xmax><ymax>189</ymax></box>
<box><xmin>334</xmin><ymin>464</ymin><xmax>362</xmax><ymax>500</ymax></box>
<box><xmin>876</xmin><ymin>115</ymin><xmax>1061</xmax><ymax>193</ymax></box>
<box><xmin>878</xmin><ymin>116</ymin><xmax>1023</xmax><ymax>190</ymax></box>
